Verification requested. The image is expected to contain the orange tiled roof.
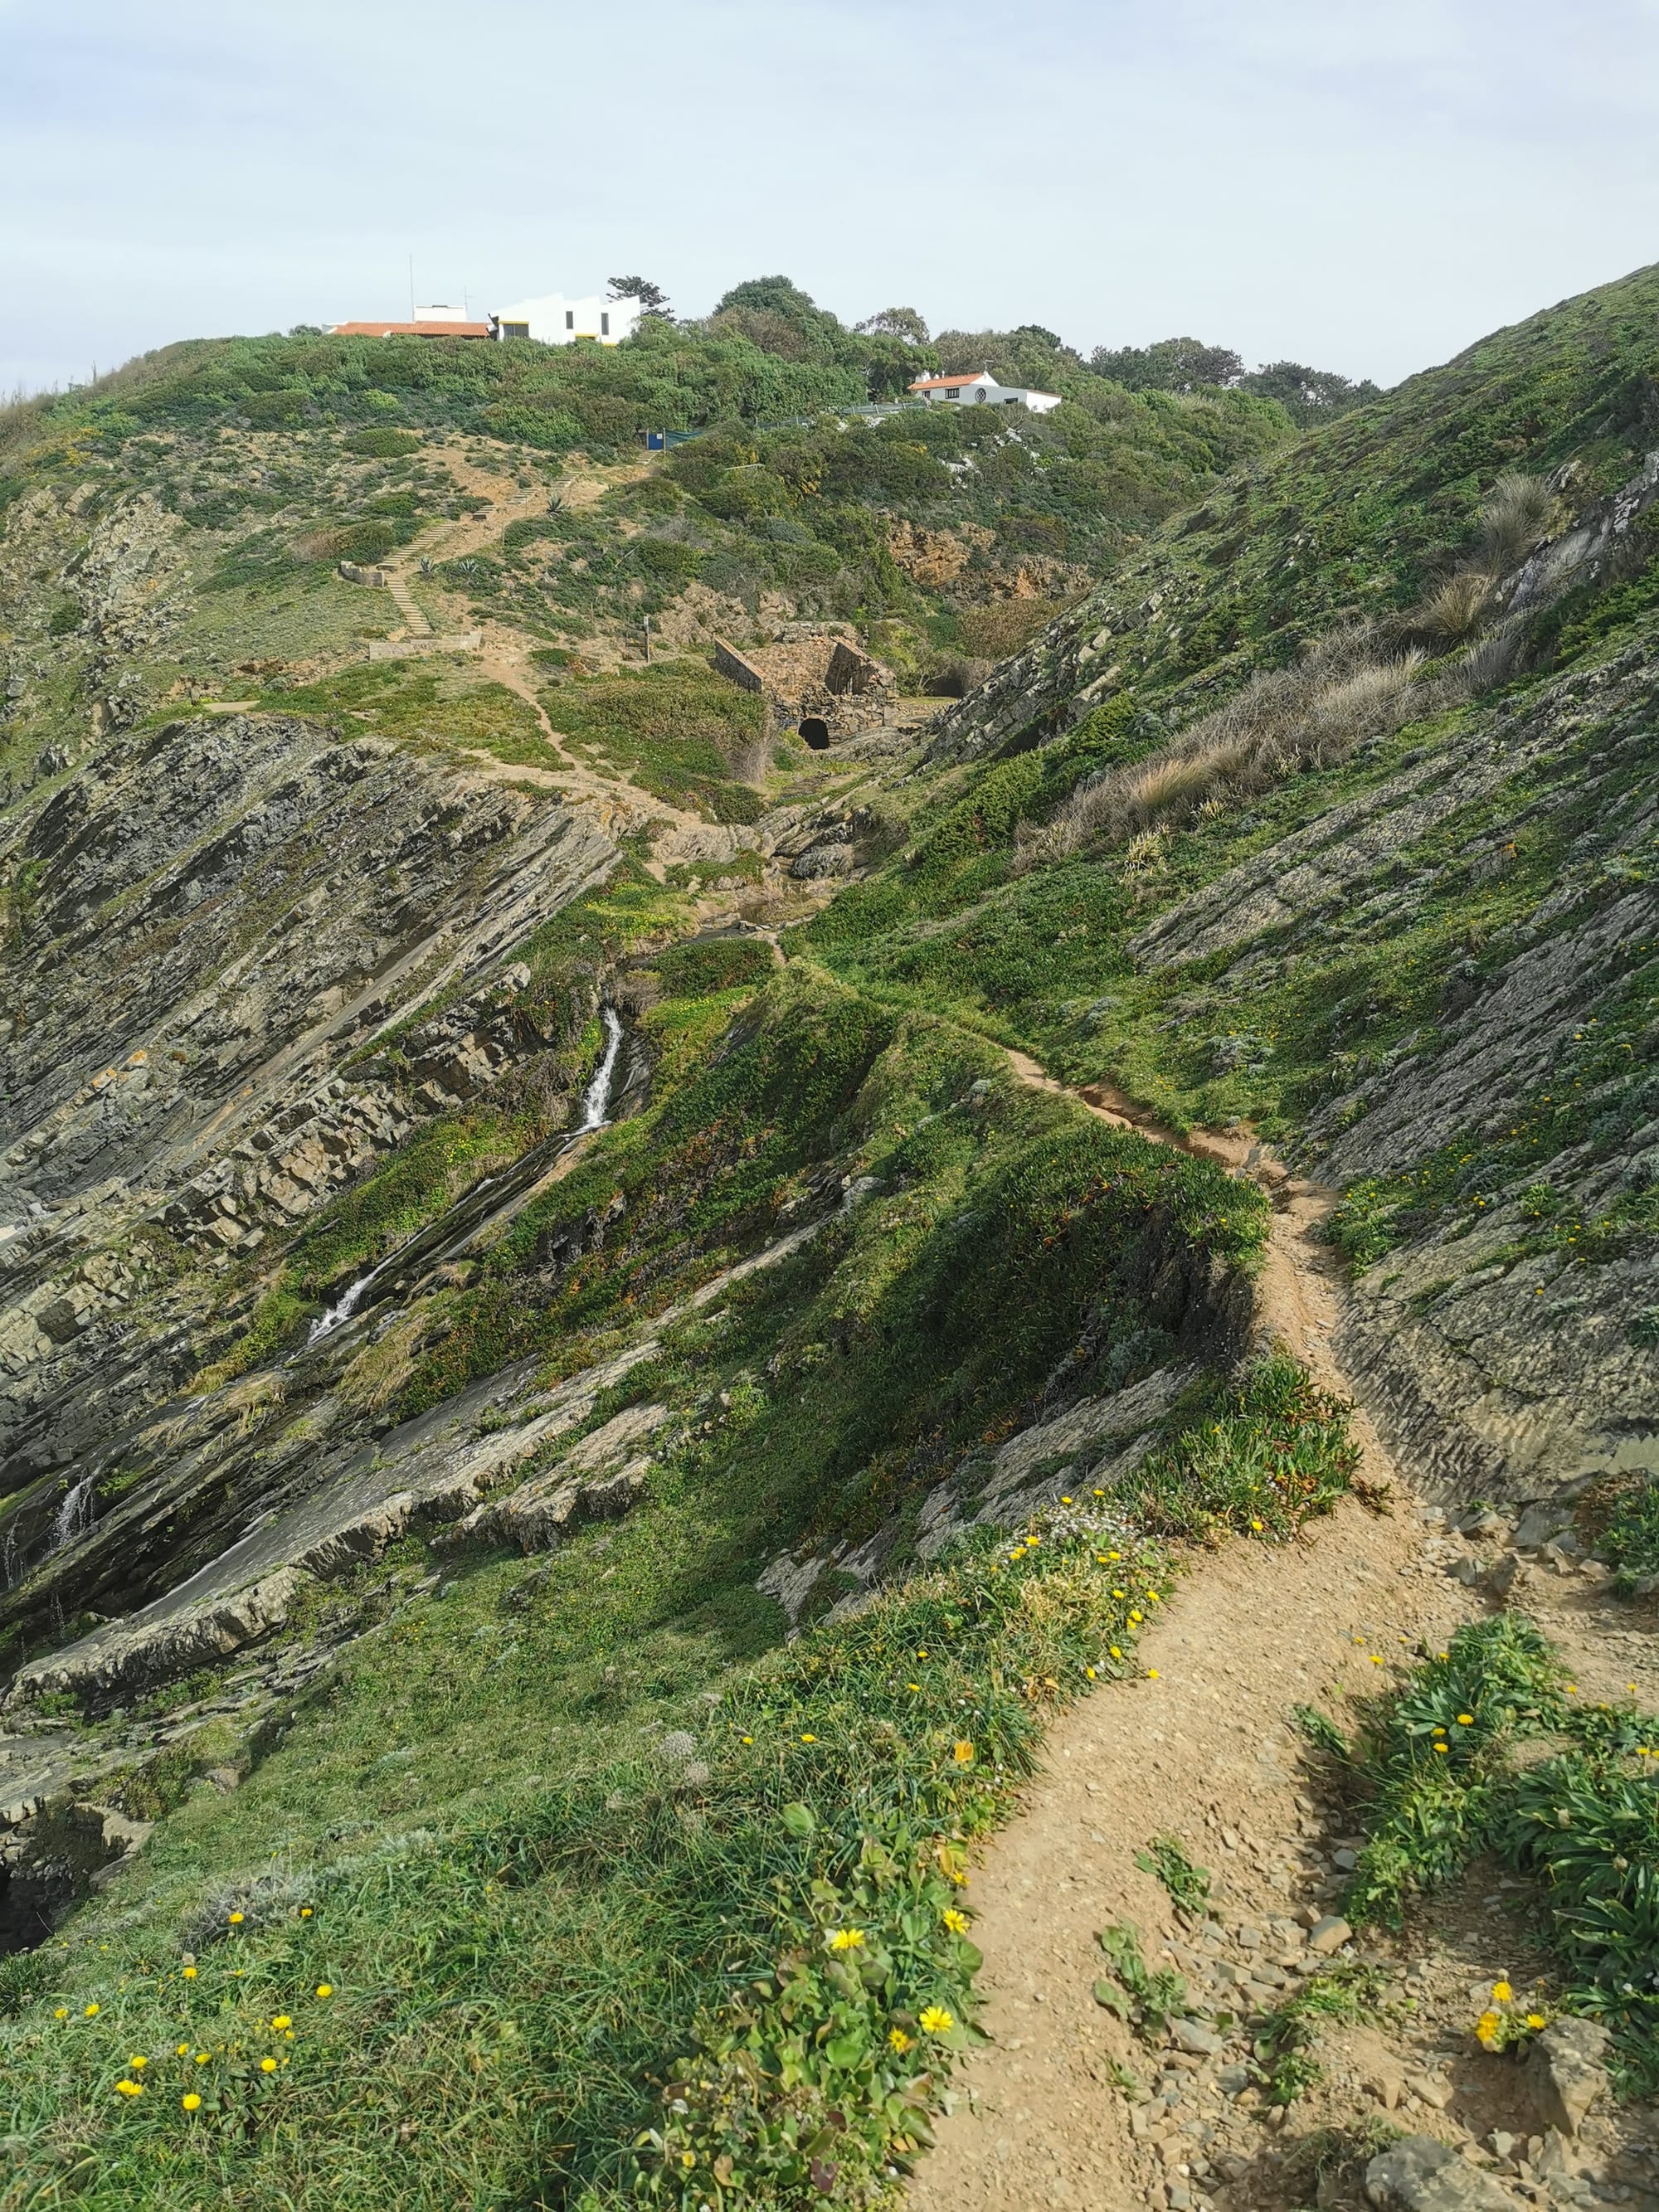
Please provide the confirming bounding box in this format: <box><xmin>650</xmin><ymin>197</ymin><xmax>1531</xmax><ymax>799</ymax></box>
<box><xmin>329</xmin><ymin>320</ymin><xmax>494</xmax><ymax>338</ymax></box>
<box><xmin>908</xmin><ymin>372</ymin><xmax>995</xmax><ymax>390</ymax></box>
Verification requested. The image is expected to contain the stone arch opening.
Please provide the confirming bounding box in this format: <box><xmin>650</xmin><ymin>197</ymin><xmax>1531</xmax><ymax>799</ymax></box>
<box><xmin>799</xmin><ymin>717</ymin><xmax>830</xmax><ymax>751</ymax></box>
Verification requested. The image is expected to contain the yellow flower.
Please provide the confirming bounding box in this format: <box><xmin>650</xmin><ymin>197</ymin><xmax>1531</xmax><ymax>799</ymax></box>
<box><xmin>1086</xmin><ymin>1665</ymin><xmax>1097</xmax><ymax>1680</ymax></box>
<box><xmin>742</xmin><ymin>1735</ymin><xmax>754</xmax><ymax>1744</ymax></box>
<box><xmin>1457</xmin><ymin>1714</ymin><xmax>1474</xmax><ymax>1726</ymax></box>
<box><xmin>1109</xmin><ymin>1646</ymin><xmax>1121</xmax><ymax>1659</ymax></box>
<box><xmin>888</xmin><ymin>2026</ymin><xmax>912</xmax><ymax>2054</ymax></box>
<box><xmin>917</xmin><ymin>1649</ymin><xmax>928</xmax><ymax>1659</ymax></box>
<box><xmin>919</xmin><ymin>2005</ymin><xmax>955</xmax><ymax>2035</ymax></box>
<box><xmin>129</xmin><ymin>2054</ymin><xmax>148</xmax><ymax>2070</ymax></box>
<box><xmin>195</xmin><ymin>2051</ymin><xmax>211</xmax><ymax>2065</ymax></box>
<box><xmin>830</xmin><ymin>1928</ymin><xmax>866</xmax><ymax>1952</ymax></box>
<box><xmin>299</xmin><ymin>1906</ymin><xmax>313</xmax><ymax>1919</ymax></box>
<box><xmin>952</xmin><ymin>1740</ymin><xmax>975</xmax><ymax>1765</ymax></box>
<box><xmin>907</xmin><ymin>1683</ymin><xmax>921</xmax><ymax>1692</ymax></box>
<box><xmin>176</xmin><ymin>2044</ymin><xmax>188</xmax><ymax>2058</ymax></box>
<box><xmin>315</xmin><ymin>1985</ymin><xmax>333</xmax><ymax>2000</ymax></box>
<box><xmin>227</xmin><ymin>1912</ymin><xmax>244</xmax><ymax>1926</ymax></box>
<box><xmin>1433</xmin><ymin>1743</ymin><xmax>1449</xmax><ymax>1754</ymax></box>
<box><xmin>1526</xmin><ymin>2012</ymin><xmax>1546</xmax><ymax>2030</ymax></box>
<box><xmin>84</xmin><ymin>2004</ymin><xmax>100</xmax><ymax>2017</ymax></box>
<box><xmin>260</xmin><ymin>2056</ymin><xmax>278</xmax><ymax>2073</ymax></box>
<box><xmin>1061</xmin><ymin>1495</ymin><xmax>1073</xmax><ymax>1505</ymax></box>
<box><xmin>943</xmin><ymin>1909</ymin><xmax>969</xmax><ymax>1935</ymax></box>
<box><xmin>1092</xmin><ymin>1488</ymin><xmax>1104</xmax><ymax>1497</ymax></box>
<box><xmin>114</xmin><ymin>2079</ymin><xmax>143</xmax><ymax>2098</ymax></box>
<box><xmin>182</xmin><ymin>1966</ymin><xmax>197</xmax><ymax>1980</ymax></box>
<box><xmin>182</xmin><ymin>2093</ymin><xmax>202</xmax><ymax>2112</ymax></box>
<box><xmin>1250</xmin><ymin>1519</ymin><xmax>1263</xmax><ymax>1530</ymax></box>
<box><xmin>1146</xmin><ymin>1590</ymin><xmax>1160</xmax><ymax>1602</ymax></box>
<box><xmin>53</xmin><ymin>2008</ymin><xmax>67</xmax><ymax>2020</ymax></box>
<box><xmin>1370</xmin><ymin>1655</ymin><xmax>1384</xmax><ymax>1665</ymax></box>
<box><xmin>1112</xmin><ymin>1588</ymin><xmax>1125</xmax><ymax>1598</ymax></box>
<box><xmin>270</xmin><ymin>2015</ymin><xmax>291</xmax><ymax>2031</ymax></box>
<box><xmin>1491</xmin><ymin>1981</ymin><xmax>1512</xmax><ymax>2002</ymax></box>
<box><xmin>1147</xmin><ymin>1668</ymin><xmax>1160</xmax><ymax>1680</ymax></box>
<box><xmin>800</xmin><ymin>1733</ymin><xmax>816</xmax><ymax>1743</ymax></box>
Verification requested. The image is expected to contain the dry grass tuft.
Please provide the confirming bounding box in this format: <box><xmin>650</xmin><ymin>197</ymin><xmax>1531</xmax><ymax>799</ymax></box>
<box><xmin>1024</xmin><ymin>626</ymin><xmax>1428</xmax><ymax>863</ymax></box>
<box><xmin>1478</xmin><ymin>470</ymin><xmax>1555</xmax><ymax>574</ymax></box>
<box><xmin>1416</xmin><ymin>567</ymin><xmax>1497</xmax><ymax>643</ymax></box>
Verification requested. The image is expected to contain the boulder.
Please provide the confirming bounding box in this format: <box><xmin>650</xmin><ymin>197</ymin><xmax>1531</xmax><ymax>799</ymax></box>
<box><xmin>1365</xmin><ymin>2135</ymin><xmax>1524</xmax><ymax>2210</ymax></box>
<box><xmin>1525</xmin><ymin>2016</ymin><xmax>1611</xmax><ymax>2136</ymax></box>
<box><xmin>1168</xmin><ymin>2017</ymin><xmax>1224</xmax><ymax>2056</ymax></box>
<box><xmin>1306</xmin><ymin>1914</ymin><xmax>1353</xmax><ymax>1954</ymax></box>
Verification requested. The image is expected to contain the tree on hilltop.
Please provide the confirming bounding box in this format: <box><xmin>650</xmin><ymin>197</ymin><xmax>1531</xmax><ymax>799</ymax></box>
<box><xmin>854</xmin><ymin>306</ymin><xmax>930</xmax><ymax>344</ymax></box>
<box><xmin>1089</xmin><ymin>336</ymin><xmax>1243</xmax><ymax>391</ymax></box>
<box><xmin>608</xmin><ymin>276</ymin><xmax>671</xmax><ymax>315</ymax></box>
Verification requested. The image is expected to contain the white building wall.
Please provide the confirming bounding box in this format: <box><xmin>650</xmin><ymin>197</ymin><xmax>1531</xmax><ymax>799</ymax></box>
<box><xmin>913</xmin><ymin>373</ymin><xmax>1062</xmax><ymax>413</ymax></box>
<box><xmin>494</xmin><ymin>293</ymin><xmax>644</xmax><ymax>346</ymax></box>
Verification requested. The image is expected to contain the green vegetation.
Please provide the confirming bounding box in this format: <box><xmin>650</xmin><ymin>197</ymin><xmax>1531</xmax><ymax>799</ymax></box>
<box><xmin>544</xmin><ymin>662</ymin><xmax>769</xmax><ymax>819</ymax></box>
<box><xmin>1583</xmin><ymin>1471</ymin><xmax>1659</xmax><ymax>1588</ymax></box>
<box><xmin>1121</xmin><ymin>1358</ymin><xmax>1358</xmax><ymax>1544</ymax></box>
<box><xmin>1134</xmin><ymin>1833</ymin><xmax>1212</xmax><ymax>1914</ymax></box>
<box><xmin>1252</xmin><ymin>1964</ymin><xmax>1389</xmax><ymax>2107</ymax></box>
<box><xmin>1297</xmin><ymin>1616</ymin><xmax>1659</xmax><ymax>2089</ymax></box>
<box><xmin>257</xmin><ymin>659</ymin><xmax>552</xmax><ymax>767</ymax></box>
<box><xmin>1092</xmin><ymin>1921</ymin><xmax>1190</xmax><ymax>2037</ymax></box>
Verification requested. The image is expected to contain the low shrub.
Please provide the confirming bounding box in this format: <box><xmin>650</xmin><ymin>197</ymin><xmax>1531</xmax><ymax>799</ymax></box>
<box><xmin>345</xmin><ymin>428</ymin><xmax>421</xmax><ymax>458</ymax></box>
<box><xmin>1298</xmin><ymin>1616</ymin><xmax>1659</xmax><ymax>2089</ymax></box>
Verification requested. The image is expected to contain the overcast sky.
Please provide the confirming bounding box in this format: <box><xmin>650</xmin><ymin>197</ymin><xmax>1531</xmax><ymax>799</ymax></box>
<box><xmin>4</xmin><ymin>0</ymin><xmax>1657</xmax><ymax>399</ymax></box>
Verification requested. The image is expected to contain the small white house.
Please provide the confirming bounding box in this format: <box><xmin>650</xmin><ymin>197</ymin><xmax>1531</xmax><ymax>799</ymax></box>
<box><xmin>493</xmin><ymin>293</ymin><xmax>644</xmax><ymax>347</ymax></box>
<box><xmin>908</xmin><ymin>371</ymin><xmax>1062</xmax><ymax>415</ymax></box>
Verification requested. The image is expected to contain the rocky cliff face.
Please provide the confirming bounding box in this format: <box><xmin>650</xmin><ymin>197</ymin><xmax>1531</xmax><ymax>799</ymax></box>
<box><xmin>0</xmin><ymin>707</ymin><xmax>616</xmax><ymax>1638</ymax></box>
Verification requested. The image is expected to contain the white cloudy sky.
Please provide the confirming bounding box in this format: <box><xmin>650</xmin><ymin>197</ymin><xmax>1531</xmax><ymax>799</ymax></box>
<box><xmin>3</xmin><ymin>0</ymin><xmax>1657</xmax><ymax>396</ymax></box>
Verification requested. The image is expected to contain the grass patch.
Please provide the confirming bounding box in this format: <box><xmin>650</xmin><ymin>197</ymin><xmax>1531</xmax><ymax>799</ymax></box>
<box><xmin>260</xmin><ymin>659</ymin><xmax>551</xmax><ymax>766</ymax></box>
<box><xmin>543</xmin><ymin>664</ymin><xmax>769</xmax><ymax>824</ymax></box>
<box><xmin>1297</xmin><ymin>1615</ymin><xmax>1659</xmax><ymax>2091</ymax></box>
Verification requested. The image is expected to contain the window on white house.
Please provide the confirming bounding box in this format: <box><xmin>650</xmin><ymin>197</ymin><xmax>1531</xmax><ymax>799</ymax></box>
<box><xmin>566</xmin><ymin>311</ymin><xmax>574</xmax><ymax>329</ymax></box>
<box><xmin>601</xmin><ymin>312</ymin><xmax>610</xmax><ymax>336</ymax></box>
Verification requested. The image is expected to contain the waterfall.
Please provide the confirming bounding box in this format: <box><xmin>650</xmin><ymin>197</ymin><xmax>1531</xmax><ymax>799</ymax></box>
<box><xmin>306</xmin><ymin>1271</ymin><xmax>376</xmax><ymax>1346</ymax></box>
<box><xmin>580</xmin><ymin>1005</ymin><xmax>624</xmax><ymax>1130</ymax></box>
<box><xmin>50</xmin><ymin>1471</ymin><xmax>95</xmax><ymax>1553</ymax></box>
<box><xmin>304</xmin><ymin>1008</ymin><xmax>624</xmax><ymax>1349</ymax></box>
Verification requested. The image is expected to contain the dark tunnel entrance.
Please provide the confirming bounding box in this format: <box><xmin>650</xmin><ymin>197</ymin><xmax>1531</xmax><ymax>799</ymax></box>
<box><xmin>799</xmin><ymin>717</ymin><xmax>830</xmax><ymax>751</ymax></box>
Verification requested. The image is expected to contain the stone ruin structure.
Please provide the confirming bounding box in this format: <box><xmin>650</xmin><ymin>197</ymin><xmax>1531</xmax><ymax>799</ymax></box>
<box><xmin>713</xmin><ymin>623</ymin><xmax>895</xmax><ymax>749</ymax></box>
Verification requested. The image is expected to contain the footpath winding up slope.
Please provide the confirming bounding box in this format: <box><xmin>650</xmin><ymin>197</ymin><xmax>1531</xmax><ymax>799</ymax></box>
<box><xmin>910</xmin><ymin>1063</ymin><xmax>1659</xmax><ymax>2211</ymax></box>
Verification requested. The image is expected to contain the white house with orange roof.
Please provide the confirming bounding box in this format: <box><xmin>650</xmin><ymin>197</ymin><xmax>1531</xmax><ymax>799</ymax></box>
<box><xmin>907</xmin><ymin>370</ymin><xmax>1062</xmax><ymax>414</ymax></box>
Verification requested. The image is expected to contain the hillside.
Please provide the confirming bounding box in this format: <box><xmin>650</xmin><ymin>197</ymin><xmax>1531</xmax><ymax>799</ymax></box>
<box><xmin>0</xmin><ymin>267</ymin><xmax>1653</xmax><ymax>2212</ymax></box>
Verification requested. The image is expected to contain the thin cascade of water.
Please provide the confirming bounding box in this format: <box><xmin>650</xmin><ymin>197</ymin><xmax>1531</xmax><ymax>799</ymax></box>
<box><xmin>306</xmin><ymin>1271</ymin><xmax>376</xmax><ymax>1346</ymax></box>
<box><xmin>304</xmin><ymin>1009</ymin><xmax>624</xmax><ymax>1349</ymax></box>
<box><xmin>580</xmin><ymin>1004</ymin><xmax>624</xmax><ymax>1130</ymax></box>
<box><xmin>50</xmin><ymin>1471</ymin><xmax>95</xmax><ymax>1553</ymax></box>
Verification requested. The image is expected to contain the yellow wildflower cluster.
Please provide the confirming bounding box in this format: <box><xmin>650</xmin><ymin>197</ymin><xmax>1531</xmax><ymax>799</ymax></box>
<box><xmin>1474</xmin><ymin>1979</ymin><xmax>1548</xmax><ymax>2052</ymax></box>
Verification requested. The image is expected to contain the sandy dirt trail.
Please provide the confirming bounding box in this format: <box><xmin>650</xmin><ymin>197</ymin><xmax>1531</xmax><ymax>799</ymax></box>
<box><xmin>907</xmin><ymin>1057</ymin><xmax>1462</xmax><ymax>2210</ymax></box>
